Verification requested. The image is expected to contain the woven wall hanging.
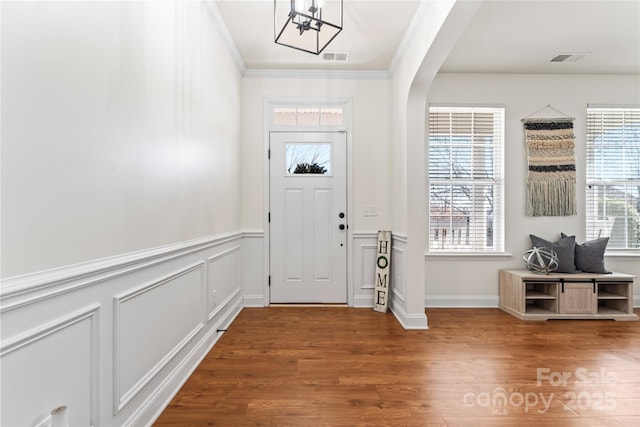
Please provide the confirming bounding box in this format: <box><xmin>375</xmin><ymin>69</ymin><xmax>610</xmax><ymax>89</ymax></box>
<box><xmin>522</xmin><ymin>107</ymin><xmax>576</xmax><ymax>216</ymax></box>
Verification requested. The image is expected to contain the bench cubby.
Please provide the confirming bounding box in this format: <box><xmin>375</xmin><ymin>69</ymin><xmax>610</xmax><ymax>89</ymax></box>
<box><xmin>499</xmin><ymin>269</ymin><xmax>638</xmax><ymax>321</ymax></box>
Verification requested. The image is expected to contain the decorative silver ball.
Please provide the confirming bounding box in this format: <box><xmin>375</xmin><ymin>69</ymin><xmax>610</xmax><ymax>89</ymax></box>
<box><xmin>523</xmin><ymin>247</ymin><xmax>559</xmax><ymax>274</ymax></box>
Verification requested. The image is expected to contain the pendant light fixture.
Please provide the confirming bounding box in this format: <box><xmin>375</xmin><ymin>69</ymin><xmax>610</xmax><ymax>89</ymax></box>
<box><xmin>274</xmin><ymin>0</ymin><xmax>343</xmax><ymax>55</ymax></box>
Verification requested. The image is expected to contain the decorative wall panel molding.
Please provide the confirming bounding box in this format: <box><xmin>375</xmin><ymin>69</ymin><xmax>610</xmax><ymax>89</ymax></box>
<box><xmin>359</xmin><ymin>245</ymin><xmax>377</xmax><ymax>290</ymax></box>
<box><xmin>207</xmin><ymin>246</ymin><xmax>241</xmax><ymax>321</ymax></box>
<box><xmin>241</xmin><ymin>232</ymin><xmax>266</xmax><ymax>307</ymax></box>
<box><xmin>388</xmin><ymin>234</ymin><xmax>416</xmax><ymax>328</ymax></box>
<box><xmin>0</xmin><ymin>232</ymin><xmax>245</xmax><ymax>427</ymax></box>
<box><xmin>0</xmin><ymin>232</ymin><xmax>243</xmax><ymax>313</ymax></box>
<box><xmin>352</xmin><ymin>232</ymin><xmax>409</xmax><ymax>310</ymax></box>
<box><xmin>122</xmin><ymin>296</ymin><xmax>242</xmax><ymax>427</ymax></box>
<box><xmin>113</xmin><ymin>262</ymin><xmax>205</xmax><ymax>413</ymax></box>
<box><xmin>390</xmin><ymin>235</ymin><xmax>406</xmax><ymax>305</ymax></box>
<box><xmin>352</xmin><ymin>232</ymin><xmax>378</xmax><ymax>307</ymax></box>
<box><xmin>391</xmin><ymin>246</ymin><xmax>406</xmax><ymax>303</ymax></box>
<box><xmin>209</xmin><ymin>288</ymin><xmax>242</xmax><ymax>322</ymax></box>
<box><xmin>0</xmin><ymin>305</ymin><xmax>100</xmax><ymax>427</ymax></box>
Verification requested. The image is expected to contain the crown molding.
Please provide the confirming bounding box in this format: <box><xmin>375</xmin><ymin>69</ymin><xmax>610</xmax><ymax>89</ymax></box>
<box><xmin>205</xmin><ymin>0</ymin><xmax>246</xmax><ymax>75</ymax></box>
<box><xmin>243</xmin><ymin>68</ymin><xmax>390</xmax><ymax>80</ymax></box>
<box><xmin>387</xmin><ymin>0</ymin><xmax>430</xmax><ymax>78</ymax></box>
<box><xmin>204</xmin><ymin>0</ymin><xmax>426</xmax><ymax>81</ymax></box>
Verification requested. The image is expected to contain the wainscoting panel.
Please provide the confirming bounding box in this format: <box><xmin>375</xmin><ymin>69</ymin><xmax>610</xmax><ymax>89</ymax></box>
<box><xmin>352</xmin><ymin>232</ymin><xmax>378</xmax><ymax>307</ymax></box>
<box><xmin>391</xmin><ymin>244</ymin><xmax>406</xmax><ymax>303</ymax></box>
<box><xmin>388</xmin><ymin>233</ymin><xmax>410</xmax><ymax>326</ymax></box>
<box><xmin>0</xmin><ymin>232</ymin><xmax>245</xmax><ymax>427</ymax></box>
<box><xmin>113</xmin><ymin>262</ymin><xmax>204</xmax><ymax>413</ymax></box>
<box><xmin>207</xmin><ymin>246</ymin><xmax>241</xmax><ymax>321</ymax></box>
<box><xmin>352</xmin><ymin>232</ymin><xmax>408</xmax><ymax>310</ymax></box>
<box><xmin>241</xmin><ymin>232</ymin><xmax>266</xmax><ymax>307</ymax></box>
<box><xmin>0</xmin><ymin>305</ymin><xmax>99</xmax><ymax>427</ymax></box>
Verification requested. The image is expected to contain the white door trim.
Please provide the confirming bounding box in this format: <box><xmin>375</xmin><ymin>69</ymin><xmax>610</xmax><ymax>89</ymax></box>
<box><xmin>263</xmin><ymin>97</ymin><xmax>353</xmax><ymax>306</ymax></box>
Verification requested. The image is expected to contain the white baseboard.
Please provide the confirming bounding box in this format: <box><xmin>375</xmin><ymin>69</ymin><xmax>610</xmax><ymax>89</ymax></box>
<box><xmin>243</xmin><ymin>295</ymin><xmax>266</xmax><ymax>307</ymax></box>
<box><xmin>353</xmin><ymin>295</ymin><xmax>373</xmax><ymax>308</ymax></box>
<box><xmin>389</xmin><ymin>300</ymin><xmax>429</xmax><ymax>330</ymax></box>
<box><xmin>131</xmin><ymin>296</ymin><xmax>243</xmax><ymax>427</ymax></box>
<box><xmin>425</xmin><ymin>295</ymin><xmax>500</xmax><ymax>308</ymax></box>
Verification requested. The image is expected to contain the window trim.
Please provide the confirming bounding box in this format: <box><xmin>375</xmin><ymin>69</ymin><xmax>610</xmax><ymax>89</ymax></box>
<box><xmin>427</xmin><ymin>105</ymin><xmax>505</xmax><ymax>254</ymax></box>
<box><xmin>585</xmin><ymin>105</ymin><xmax>640</xmax><ymax>252</ymax></box>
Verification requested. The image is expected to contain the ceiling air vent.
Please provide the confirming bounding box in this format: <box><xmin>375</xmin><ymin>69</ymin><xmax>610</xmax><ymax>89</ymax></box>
<box><xmin>323</xmin><ymin>51</ymin><xmax>349</xmax><ymax>62</ymax></box>
<box><xmin>550</xmin><ymin>53</ymin><xmax>591</xmax><ymax>63</ymax></box>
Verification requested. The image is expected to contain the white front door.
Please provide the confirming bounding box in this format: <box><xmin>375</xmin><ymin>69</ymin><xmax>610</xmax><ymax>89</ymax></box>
<box><xmin>269</xmin><ymin>131</ymin><xmax>347</xmax><ymax>303</ymax></box>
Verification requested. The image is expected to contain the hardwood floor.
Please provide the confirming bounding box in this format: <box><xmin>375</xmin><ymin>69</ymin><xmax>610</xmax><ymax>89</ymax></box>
<box><xmin>154</xmin><ymin>307</ymin><xmax>640</xmax><ymax>426</ymax></box>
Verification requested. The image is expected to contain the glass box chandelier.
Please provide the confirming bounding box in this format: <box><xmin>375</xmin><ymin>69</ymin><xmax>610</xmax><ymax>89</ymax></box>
<box><xmin>274</xmin><ymin>0</ymin><xmax>343</xmax><ymax>55</ymax></box>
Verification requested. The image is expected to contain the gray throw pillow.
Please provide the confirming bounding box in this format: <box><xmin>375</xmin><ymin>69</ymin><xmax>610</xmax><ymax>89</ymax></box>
<box><xmin>529</xmin><ymin>234</ymin><xmax>578</xmax><ymax>273</ymax></box>
<box><xmin>562</xmin><ymin>233</ymin><xmax>609</xmax><ymax>274</ymax></box>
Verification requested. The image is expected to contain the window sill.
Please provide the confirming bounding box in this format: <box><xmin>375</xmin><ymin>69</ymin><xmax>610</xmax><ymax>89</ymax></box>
<box><xmin>425</xmin><ymin>252</ymin><xmax>513</xmax><ymax>261</ymax></box>
<box><xmin>604</xmin><ymin>251</ymin><xmax>640</xmax><ymax>260</ymax></box>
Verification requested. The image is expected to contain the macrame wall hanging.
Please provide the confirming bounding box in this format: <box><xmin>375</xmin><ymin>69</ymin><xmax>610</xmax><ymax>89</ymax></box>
<box><xmin>522</xmin><ymin>105</ymin><xmax>576</xmax><ymax>217</ymax></box>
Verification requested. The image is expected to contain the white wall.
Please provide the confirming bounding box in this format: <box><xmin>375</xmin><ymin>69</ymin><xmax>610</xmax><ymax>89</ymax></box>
<box><xmin>240</xmin><ymin>76</ymin><xmax>393</xmax><ymax>307</ymax></box>
<box><xmin>387</xmin><ymin>0</ymin><xmax>481</xmax><ymax>327</ymax></box>
<box><xmin>1</xmin><ymin>1</ymin><xmax>242</xmax><ymax>277</ymax></box>
<box><xmin>1</xmin><ymin>1</ymin><xmax>245</xmax><ymax>426</ymax></box>
<box><xmin>425</xmin><ymin>73</ymin><xmax>640</xmax><ymax>306</ymax></box>
<box><xmin>241</xmin><ymin>76</ymin><xmax>391</xmax><ymax>233</ymax></box>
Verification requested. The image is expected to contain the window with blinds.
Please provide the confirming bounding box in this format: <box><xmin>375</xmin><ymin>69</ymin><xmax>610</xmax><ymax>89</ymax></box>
<box><xmin>586</xmin><ymin>107</ymin><xmax>640</xmax><ymax>250</ymax></box>
<box><xmin>428</xmin><ymin>106</ymin><xmax>505</xmax><ymax>252</ymax></box>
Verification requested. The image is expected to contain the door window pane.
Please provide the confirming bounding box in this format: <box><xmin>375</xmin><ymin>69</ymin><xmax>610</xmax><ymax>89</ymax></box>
<box><xmin>320</xmin><ymin>108</ymin><xmax>344</xmax><ymax>126</ymax></box>
<box><xmin>273</xmin><ymin>106</ymin><xmax>344</xmax><ymax>127</ymax></box>
<box><xmin>286</xmin><ymin>143</ymin><xmax>331</xmax><ymax>175</ymax></box>
<box><xmin>273</xmin><ymin>108</ymin><xmax>297</xmax><ymax>126</ymax></box>
<box><xmin>297</xmin><ymin>108</ymin><xmax>320</xmax><ymax>126</ymax></box>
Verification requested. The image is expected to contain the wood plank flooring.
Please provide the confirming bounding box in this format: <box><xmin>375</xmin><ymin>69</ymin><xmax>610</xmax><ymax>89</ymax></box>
<box><xmin>154</xmin><ymin>307</ymin><xmax>640</xmax><ymax>426</ymax></box>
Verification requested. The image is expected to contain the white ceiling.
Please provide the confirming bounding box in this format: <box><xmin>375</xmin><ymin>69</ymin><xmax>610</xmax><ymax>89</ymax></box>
<box><xmin>214</xmin><ymin>0</ymin><xmax>421</xmax><ymax>70</ymax></box>
<box><xmin>441</xmin><ymin>0</ymin><xmax>640</xmax><ymax>75</ymax></box>
<box><xmin>214</xmin><ymin>0</ymin><xmax>640</xmax><ymax>75</ymax></box>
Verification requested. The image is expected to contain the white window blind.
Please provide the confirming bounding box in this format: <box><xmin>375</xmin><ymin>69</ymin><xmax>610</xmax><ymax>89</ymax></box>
<box><xmin>586</xmin><ymin>107</ymin><xmax>640</xmax><ymax>249</ymax></box>
<box><xmin>428</xmin><ymin>106</ymin><xmax>505</xmax><ymax>252</ymax></box>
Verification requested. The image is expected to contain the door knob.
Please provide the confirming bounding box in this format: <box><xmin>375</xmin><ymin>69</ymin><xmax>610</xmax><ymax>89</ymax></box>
<box><xmin>339</xmin><ymin>224</ymin><xmax>345</xmax><ymax>230</ymax></box>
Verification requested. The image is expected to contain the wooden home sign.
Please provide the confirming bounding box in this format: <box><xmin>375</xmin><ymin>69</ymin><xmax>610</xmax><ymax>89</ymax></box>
<box><xmin>373</xmin><ymin>230</ymin><xmax>391</xmax><ymax>313</ymax></box>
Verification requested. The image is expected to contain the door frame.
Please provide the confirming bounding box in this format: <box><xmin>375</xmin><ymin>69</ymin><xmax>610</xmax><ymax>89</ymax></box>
<box><xmin>263</xmin><ymin>97</ymin><xmax>353</xmax><ymax>306</ymax></box>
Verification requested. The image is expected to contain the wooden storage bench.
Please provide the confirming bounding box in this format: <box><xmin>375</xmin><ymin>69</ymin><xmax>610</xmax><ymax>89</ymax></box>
<box><xmin>499</xmin><ymin>269</ymin><xmax>638</xmax><ymax>321</ymax></box>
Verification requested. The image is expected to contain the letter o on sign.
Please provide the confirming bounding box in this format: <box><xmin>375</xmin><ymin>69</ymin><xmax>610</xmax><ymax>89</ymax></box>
<box><xmin>377</xmin><ymin>255</ymin><xmax>388</xmax><ymax>269</ymax></box>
